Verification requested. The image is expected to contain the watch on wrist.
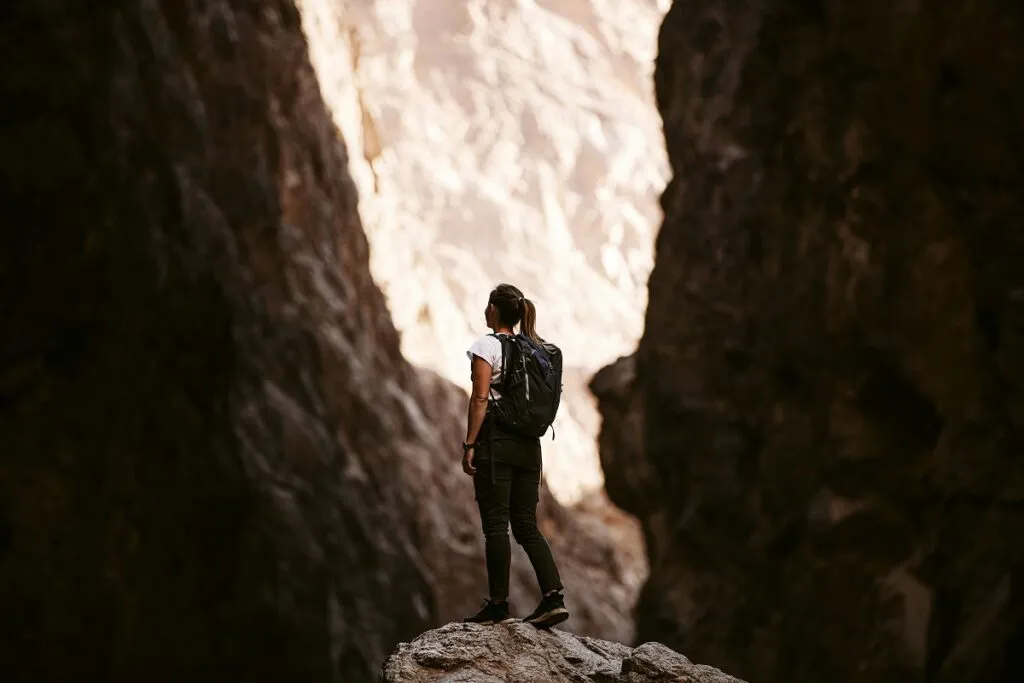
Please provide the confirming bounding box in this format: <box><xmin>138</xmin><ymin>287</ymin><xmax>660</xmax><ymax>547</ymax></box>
<box><xmin>462</xmin><ymin>441</ymin><xmax>476</xmax><ymax>453</ymax></box>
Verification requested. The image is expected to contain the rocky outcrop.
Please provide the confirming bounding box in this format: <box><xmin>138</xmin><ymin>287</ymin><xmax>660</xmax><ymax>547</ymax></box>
<box><xmin>1</xmin><ymin>1</ymin><xmax>633</xmax><ymax>680</ymax></box>
<box><xmin>595</xmin><ymin>1</ymin><xmax>1024</xmax><ymax>683</ymax></box>
<box><xmin>379</xmin><ymin>623</ymin><xmax>744</xmax><ymax>683</ymax></box>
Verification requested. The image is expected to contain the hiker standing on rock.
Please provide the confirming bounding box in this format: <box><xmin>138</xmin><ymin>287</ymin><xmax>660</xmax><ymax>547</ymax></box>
<box><xmin>461</xmin><ymin>283</ymin><xmax>570</xmax><ymax>629</ymax></box>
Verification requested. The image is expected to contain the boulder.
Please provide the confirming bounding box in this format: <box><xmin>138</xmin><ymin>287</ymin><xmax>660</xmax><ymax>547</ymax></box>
<box><xmin>380</xmin><ymin>623</ymin><xmax>745</xmax><ymax>683</ymax></box>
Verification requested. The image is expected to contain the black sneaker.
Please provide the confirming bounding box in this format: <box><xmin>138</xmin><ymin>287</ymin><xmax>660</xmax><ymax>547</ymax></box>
<box><xmin>462</xmin><ymin>599</ymin><xmax>515</xmax><ymax>625</ymax></box>
<box><xmin>524</xmin><ymin>591</ymin><xmax>569</xmax><ymax>629</ymax></box>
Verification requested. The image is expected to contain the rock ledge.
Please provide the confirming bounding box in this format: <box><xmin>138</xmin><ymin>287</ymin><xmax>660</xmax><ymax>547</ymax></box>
<box><xmin>379</xmin><ymin>622</ymin><xmax>744</xmax><ymax>683</ymax></box>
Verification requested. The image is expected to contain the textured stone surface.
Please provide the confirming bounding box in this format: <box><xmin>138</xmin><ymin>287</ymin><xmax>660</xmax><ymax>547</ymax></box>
<box><xmin>1</xmin><ymin>2</ymin><xmax>442</xmax><ymax>680</ymax></box>
<box><xmin>595</xmin><ymin>1</ymin><xmax>1024</xmax><ymax>683</ymax></box>
<box><xmin>298</xmin><ymin>0</ymin><xmax>670</xmax><ymax>504</ymax></box>
<box><xmin>0</xmin><ymin>0</ymin><xmax>635</xmax><ymax>679</ymax></box>
<box><xmin>379</xmin><ymin>622</ymin><xmax>744</xmax><ymax>683</ymax></box>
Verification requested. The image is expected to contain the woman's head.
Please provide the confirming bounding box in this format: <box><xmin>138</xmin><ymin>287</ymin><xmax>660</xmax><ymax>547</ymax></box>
<box><xmin>485</xmin><ymin>283</ymin><xmax>541</xmax><ymax>341</ymax></box>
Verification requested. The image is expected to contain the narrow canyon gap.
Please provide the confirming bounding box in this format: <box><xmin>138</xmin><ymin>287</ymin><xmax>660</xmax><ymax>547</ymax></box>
<box><xmin>297</xmin><ymin>0</ymin><xmax>671</xmax><ymax>505</ymax></box>
<box><xmin>594</xmin><ymin>1</ymin><xmax>1024</xmax><ymax>683</ymax></box>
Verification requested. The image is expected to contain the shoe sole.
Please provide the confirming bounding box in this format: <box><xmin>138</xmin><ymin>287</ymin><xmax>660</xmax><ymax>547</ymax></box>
<box><xmin>526</xmin><ymin>607</ymin><xmax>569</xmax><ymax>629</ymax></box>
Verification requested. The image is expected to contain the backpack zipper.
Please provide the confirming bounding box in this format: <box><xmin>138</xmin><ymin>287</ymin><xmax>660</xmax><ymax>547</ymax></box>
<box><xmin>522</xmin><ymin>354</ymin><xmax>530</xmax><ymax>401</ymax></box>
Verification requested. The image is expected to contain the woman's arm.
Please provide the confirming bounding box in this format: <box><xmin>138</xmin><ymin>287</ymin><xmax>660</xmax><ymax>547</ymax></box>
<box><xmin>463</xmin><ymin>356</ymin><xmax>492</xmax><ymax>474</ymax></box>
<box><xmin>466</xmin><ymin>356</ymin><xmax>492</xmax><ymax>443</ymax></box>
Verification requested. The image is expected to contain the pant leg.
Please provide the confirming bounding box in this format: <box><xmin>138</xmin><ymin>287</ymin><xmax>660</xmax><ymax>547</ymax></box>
<box><xmin>474</xmin><ymin>459</ymin><xmax>513</xmax><ymax>600</ymax></box>
<box><xmin>508</xmin><ymin>465</ymin><xmax>563</xmax><ymax>595</ymax></box>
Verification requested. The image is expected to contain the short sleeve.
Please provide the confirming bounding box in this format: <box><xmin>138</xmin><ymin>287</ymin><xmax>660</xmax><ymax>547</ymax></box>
<box><xmin>467</xmin><ymin>335</ymin><xmax>502</xmax><ymax>369</ymax></box>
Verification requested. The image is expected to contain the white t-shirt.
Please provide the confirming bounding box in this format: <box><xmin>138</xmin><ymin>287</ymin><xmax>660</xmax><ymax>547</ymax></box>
<box><xmin>466</xmin><ymin>333</ymin><xmax>510</xmax><ymax>398</ymax></box>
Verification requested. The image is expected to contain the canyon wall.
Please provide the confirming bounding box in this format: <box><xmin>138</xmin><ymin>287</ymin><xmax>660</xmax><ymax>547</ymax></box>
<box><xmin>595</xmin><ymin>1</ymin><xmax>1024</xmax><ymax>682</ymax></box>
<box><xmin>1</xmin><ymin>1</ymin><xmax>636</xmax><ymax>680</ymax></box>
<box><xmin>298</xmin><ymin>0</ymin><xmax>670</xmax><ymax>504</ymax></box>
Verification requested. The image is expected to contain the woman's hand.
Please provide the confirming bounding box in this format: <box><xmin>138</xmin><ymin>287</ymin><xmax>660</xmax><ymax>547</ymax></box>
<box><xmin>462</xmin><ymin>446</ymin><xmax>476</xmax><ymax>476</ymax></box>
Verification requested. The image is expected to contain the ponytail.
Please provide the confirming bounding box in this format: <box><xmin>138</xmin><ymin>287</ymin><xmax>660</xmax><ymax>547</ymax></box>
<box><xmin>488</xmin><ymin>283</ymin><xmax>542</xmax><ymax>341</ymax></box>
<box><xmin>519</xmin><ymin>297</ymin><xmax>541</xmax><ymax>342</ymax></box>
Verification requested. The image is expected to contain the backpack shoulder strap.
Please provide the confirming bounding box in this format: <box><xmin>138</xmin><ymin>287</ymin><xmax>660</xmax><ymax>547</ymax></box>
<box><xmin>486</xmin><ymin>333</ymin><xmax>504</xmax><ymax>384</ymax></box>
<box><xmin>487</xmin><ymin>333</ymin><xmax>515</xmax><ymax>389</ymax></box>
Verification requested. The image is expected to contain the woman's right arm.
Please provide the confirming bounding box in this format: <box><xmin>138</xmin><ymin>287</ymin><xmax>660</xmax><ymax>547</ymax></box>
<box><xmin>465</xmin><ymin>355</ymin><xmax>492</xmax><ymax>447</ymax></box>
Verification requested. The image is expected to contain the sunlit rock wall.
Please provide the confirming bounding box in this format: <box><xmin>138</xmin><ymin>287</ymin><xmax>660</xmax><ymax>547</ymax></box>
<box><xmin>300</xmin><ymin>0</ymin><xmax>670</xmax><ymax>504</ymax></box>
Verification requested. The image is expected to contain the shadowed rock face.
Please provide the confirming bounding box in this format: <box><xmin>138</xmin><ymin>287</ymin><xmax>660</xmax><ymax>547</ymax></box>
<box><xmin>595</xmin><ymin>1</ymin><xmax>1024</xmax><ymax>683</ymax></box>
<box><xmin>0</xmin><ymin>2</ymin><xmax>639</xmax><ymax>680</ymax></box>
<box><xmin>1</xmin><ymin>2</ymin><xmax>446</xmax><ymax>680</ymax></box>
<box><xmin>379</xmin><ymin>622</ymin><xmax>744</xmax><ymax>683</ymax></box>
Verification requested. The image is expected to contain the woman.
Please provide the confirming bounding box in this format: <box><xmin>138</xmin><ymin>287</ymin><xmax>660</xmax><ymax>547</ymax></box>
<box><xmin>460</xmin><ymin>283</ymin><xmax>569</xmax><ymax>628</ymax></box>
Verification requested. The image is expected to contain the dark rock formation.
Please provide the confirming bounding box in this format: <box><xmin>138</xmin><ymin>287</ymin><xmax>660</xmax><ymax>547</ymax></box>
<box><xmin>379</xmin><ymin>622</ymin><xmax>744</xmax><ymax>683</ymax></box>
<box><xmin>0</xmin><ymin>2</ymin><xmax>632</xmax><ymax>681</ymax></box>
<box><xmin>595</xmin><ymin>1</ymin><xmax>1024</xmax><ymax>683</ymax></box>
<box><xmin>1</xmin><ymin>1</ymin><xmax>444</xmax><ymax>680</ymax></box>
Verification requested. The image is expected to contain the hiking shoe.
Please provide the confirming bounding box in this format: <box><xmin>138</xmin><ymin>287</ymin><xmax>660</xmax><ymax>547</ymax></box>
<box><xmin>524</xmin><ymin>591</ymin><xmax>569</xmax><ymax>629</ymax></box>
<box><xmin>463</xmin><ymin>599</ymin><xmax>515</xmax><ymax>625</ymax></box>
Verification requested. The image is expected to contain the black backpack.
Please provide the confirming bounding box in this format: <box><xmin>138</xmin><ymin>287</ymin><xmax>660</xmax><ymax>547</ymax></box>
<box><xmin>488</xmin><ymin>333</ymin><xmax>563</xmax><ymax>439</ymax></box>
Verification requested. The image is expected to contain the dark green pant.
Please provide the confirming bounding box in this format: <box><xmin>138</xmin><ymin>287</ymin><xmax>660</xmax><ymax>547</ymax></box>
<box><xmin>473</xmin><ymin>459</ymin><xmax>563</xmax><ymax>601</ymax></box>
